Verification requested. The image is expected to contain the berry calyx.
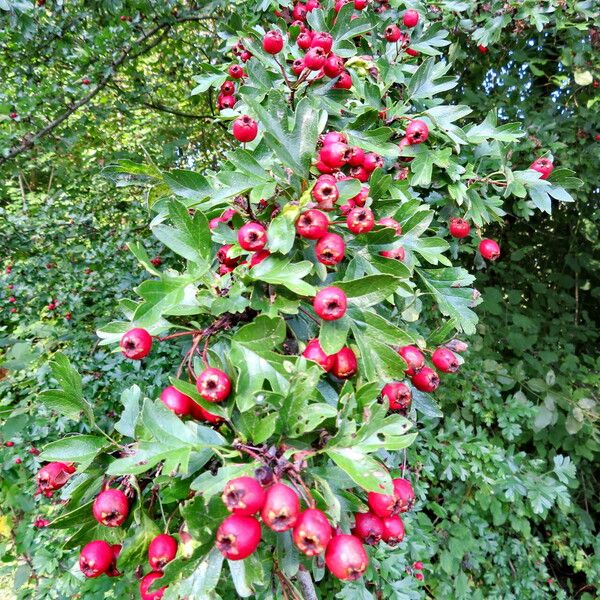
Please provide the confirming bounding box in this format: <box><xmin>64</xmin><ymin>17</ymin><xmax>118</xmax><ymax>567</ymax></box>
<box><xmin>530</xmin><ymin>157</ymin><xmax>554</xmax><ymax>179</ymax></box>
<box><xmin>220</xmin><ymin>80</ymin><xmax>235</xmax><ymax>95</ymax></box>
<box><xmin>222</xmin><ymin>476</ymin><xmax>266</xmax><ymax>516</ymax></box>
<box><xmin>216</xmin><ymin>514</ymin><xmax>261</xmax><ymax>560</ymax></box>
<box><xmin>403</xmin><ymin>9</ymin><xmax>419</xmax><ymax>27</ymax></box>
<box><xmin>139</xmin><ymin>571</ymin><xmax>167</xmax><ymax>600</ymax></box>
<box><xmin>196</xmin><ymin>367</ymin><xmax>232</xmax><ymax>402</ymax></box>
<box><xmin>293</xmin><ymin>508</ymin><xmax>332</xmax><ymax>556</ymax></box>
<box><xmin>79</xmin><ymin>540</ymin><xmax>114</xmax><ymax>578</ymax></box>
<box><xmin>431</xmin><ymin>347</ymin><xmax>460</xmax><ymax>373</ymax></box>
<box><xmin>479</xmin><ymin>238</ymin><xmax>501</xmax><ymax>261</ymax></box>
<box><xmin>148</xmin><ymin>534</ymin><xmax>178</xmax><ymax>570</ymax></box>
<box><xmin>411</xmin><ymin>366</ymin><xmax>440</xmax><ymax>393</ymax></box>
<box><xmin>352</xmin><ymin>511</ymin><xmax>384</xmax><ymax>545</ymax></box>
<box><xmin>228</xmin><ymin>64</ymin><xmax>245</xmax><ymax>79</ymax></box>
<box><xmin>92</xmin><ymin>488</ymin><xmax>130</xmax><ymax>527</ymax></box>
<box><xmin>263</xmin><ymin>30</ymin><xmax>284</xmax><ymax>54</ymax></box>
<box><xmin>397</xmin><ymin>345</ymin><xmax>425</xmax><ymax>375</ymax></box>
<box><xmin>312</xmin><ymin>177</ymin><xmax>340</xmax><ymax>210</ymax></box>
<box><xmin>238</xmin><ymin>222</ymin><xmax>267</xmax><ymax>251</ymax></box>
<box><xmin>315</xmin><ymin>232</ymin><xmax>346</xmax><ymax>265</ymax></box>
<box><xmin>159</xmin><ymin>386</ymin><xmax>193</xmax><ymax>416</ymax></box>
<box><xmin>449</xmin><ymin>218</ymin><xmax>470</xmax><ymax>238</ymax></box>
<box><xmin>296</xmin><ymin>210</ymin><xmax>329</xmax><ymax>239</ymax></box>
<box><xmin>325</xmin><ymin>534</ymin><xmax>368</xmax><ymax>580</ymax></box>
<box><xmin>120</xmin><ymin>328</ymin><xmax>152</xmax><ymax>360</ymax></box>
<box><xmin>381</xmin><ymin>381</ymin><xmax>412</xmax><ymax>412</ymax></box>
<box><xmin>332</xmin><ymin>346</ymin><xmax>357</xmax><ymax>379</ymax></box>
<box><xmin>313</xmin><ymin>286</ymin><xmax>347</xmax><ymax>321</ymax></box>
<box><xmin>347</xmin><ymin>207</ymin><xmax>375</xmax><ymax>234</ymax></box>
<box><xmin>261</xmin><ymin>482</ymin><xmax>301</xmax><ymax>531</ymax></box>
<box><xmin>405</xmin><ymin>119</ymin><xmax>429</xmax><ymax>144</ymax></box>
<box><xmin>302</xmin><ymin>339</ymin><xmax>335</xmax><ymax>371</ymax></box>
<box><xmin>381</xmin><ymin>515</ymin><xmax>405</xmax><ymax>546</ymax></box>
<box><xmin>232</xmin><ymin>115</ymin><xmax>258</xmax><ymax>143</ymax></box>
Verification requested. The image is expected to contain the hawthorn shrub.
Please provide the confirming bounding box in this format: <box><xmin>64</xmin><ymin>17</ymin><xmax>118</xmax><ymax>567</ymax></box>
<box><xmin>1</xmin><ymin>1</ymin><xmax>598</xmax><ymax>599</ymax></box>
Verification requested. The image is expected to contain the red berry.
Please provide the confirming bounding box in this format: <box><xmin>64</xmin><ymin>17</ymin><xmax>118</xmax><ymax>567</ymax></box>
<box><xmin>334</xmin><ymin>71</ymin><xmax>352</xmax><ymax>89</ymax></box>
<box><xmin>413</xmin><ymin>561</ymin><xmax>424</xmax><ymax>570</ymax></box>
<box><xmin>322</xmin><ymin>132</ymin><xmax>348</xmax><ymax>145</ymax></box>
<box><xmin>403</xmin><ymin>9</ymin><xmax>419</xmax><ymax>27</ymax></box>
<box><xmin>120</xmin><ymin>328</ymin><xmax>152</xmax><ymax>360</ymax></box>
<box><xmin>367</xmin><ymin>489</ymin><xmax>396</xmax><ymax>518</ymax></box>
<box><xmin>325</xmin><ymin>534</ymin><xmax>368</xmax><ymax>580</ymax></box>
<box><xmin>347</xmin><ymin>146</ymin><xmax>366</xmax><ymax>167</ymax></box>
<box><xmin>261</xmin><ymin>482</ymin><xmax>301</xmax><ymax>531</ymax></box>
<box><xmin>220</xmin><ymin>80</ymin><xmax>235</xmax><ymax>95</ymax></box>
<box><xmin>222</xmin><ymin>476</ymin><xmax>266</xmax><ymax>516</ymax></box>
<box><xmin>216</xmin><ymin>514</ymin><xmax>261</xmax><ymax>560</ymax></box>
<box><xmin>352</xmin><ymin>511</ymin><xmax>384</xmax><ymax>545</ymax></box>
<box><xmin>228</xmin><ymin>64</ymin><xmax>245</xmax><ymax>79</ymax></box>
<box><xmin>354</xmin><ymin>0</ymin><xmax>368</xmax><ymax>9</ymax></box>
<box><xmin>313</xmin><ymin>286</ymin><xmax>347</xmax><ymax>320</ymax></box>
<box><xmin>238</xmin><ymin>222</ymin><xmax>267</xmax><ymax>251</ymax></box>
<box><xmin>478</xmin><ymin>44</ymin><xmax>488</xmax><ymax>54</ymax></box>
<box><xmin>332</xmin><ymin>346</ymin><xmax>357</xmax><ymax>378</ymax></box>
<box><xmin>377</xmin><ymin>217</ymin><xmax>402</xmax><ymax>235</ymax></box>
<box><xmin>385</xmin><ymin>24</ymin><xmax>402</xmax><ymax>42</ymax></box>
<box><xmin>160</xmin><ymin>386</ymin><xmax>193</xmax><ymax>416</ymax></box>
<box><xmin>293</xmin><ymin>3</ymin><xmax>308</xmax><ymax>20</ymax></box>
<box><xmin>293</xmin><ymin>509</ymin><xmax>332</xmax><ymax>556</ymax></box>
<box><xmin>5</xmin><ymin>441</ymin><xmax>14</xmax><ymax>447</ymax></box>
<box><xmin>393</xmin><ymin>478</ymin><xmax>415</xmax><ymax>512</ymax></box>
<box><xmin>449</xmin><ymin>218</ymin><xmax>470</xmax><ymax>238</ymax></box>
<box><xmin>411</xmin><ymin>367</ymin><xmax>440</xmax><ymax>392</ymax></box>
<box><xmin>348</xmin><ymin>165</ymin><xmax>368</xmax><ymax>182</ymax></box>
<box><xmin>304</xmin><ymin>47</ymin><xmax>327</xmax><ymax>71</ymax></box>
<box><xmin>82</xmin><ymin>78</ymin><xmax>90</xmax><ymax>85</ymax></box>
<box><xmin>218</xmin><ymin>94</ymin><xmax>236</xmax><ymax>110</ymax></box>
<box><xmin>530</xmin><ymin>157</ymin><xmax>554</xmax><ymax>179</ymax></box>
<box><xmin>315</xmin><ymin>233</ymin><xmax>345</xmax><ymax>266</ymax></box>
<box><xmin>311</xmin><ymin>32</ymin><xmax>333</xmax><ymax>54</ymax></box>
<box><xmin>363</xmin><ymin>152</ymin><xmax>384</xmax><ymax>172</ymax></box>
<box><xmin>315</xmin><ymin>159</ymin><xmax>336</xmax><ymax>174</ymax></box>
<box><xmin>148</xmin><ymin>534</ymin><xmax>178</xmax><ymax>570</ymax></box>
<box><xmin>381</xmin><ymin>381</ymin><xmax>412</xmax><ymax>411</ymax></box>
<box><xmin>306</xmin><ymin>0</ymin><xmax>320</xmax><ymax>10</ymax></box>
<box><xmin>190</xmin><ymin>401</ymin><xmax>223</xmax><ymax>423</ymax></box>
<box><xmin>263</xmin><ymin>30</ymin><xmax>284</xmax><ymax>54</ymax></box>
<box><xmin>14</xmin><ymin>457</ymin><xmax>21</xmax><ymax>464</ymax></box>
<box><xmin>92</xmin><ymin>488</ymin><xmax>129</xmax><ymax>527</ymax></box>
<box><xmin>302</xmin><ymin>339</ymin><xmax>335</xmax><ymax>371</ymax></box>
<box><xmin>292</xmin><ymin>58</ymin><xmax>306</xmax><ymax>75</ymax></box>
<box><xmin>196</xmin><ymin>367</ymin><xmax>231</xmax><ymax>402</ymax></box>
<box><xmin>106</xmin><ymin>544</ymin><xmax>122</xmax><ymax>577</ymax></box>
<box><xmin>347</xmin><ymin>207</ymin><xmax>375</xmax><ymax>234</ymax></box>
<box><xmin>79</xmin><ymin>540</ymin><xmax>114</xmax><ymax>578</ymax></box>
<box><xmin>36</xmin><ymin>462</ymin><xmax>75</xmax><ymax>497</ymax></box>
<box><xmin>9</xmin><ymin>112</ymin><xmax>17</xmax><ymax>119</ymax></box>
<box><xmin>415</xmin><ymin>572</ymin><xmax>424</xmax><ymax>581</ymax></box>
<box><xmin>431</xmin><ymin>347</ymin><xmax>460</xmax><ymax>373</ymax></box>
<box><xmin>324</xmin><ymin>55</ymin><xmax>345</xmax><ymax>78</ymax></box>
<box><xmin>396</xmin><ymin>345</ymin><xmax>424</xmax><ymax>375</ymax></box>
<box><xmin>381</xmin><ymin>515</ymin><xmax>405</xmax><ymax>545</ymax></box>
<box><xmin>398</xmin><ymin>137</ymin><xmax>414</xmax><ymax>162</ymax></box>
<box><xmin>217</xmin><ymin>244</ymin><xmax>240</xmax><ymax>268</ymax></box>
<box><xmin>380</xmin><ymin>246</ymin><xmax>405</xmax><ymax>261</ymax></box>
<box><xmin>405</xmin><ymin>119</ymin><xmax>429</xmax><ymax>144</ymax></box>
<box><xmin>297</xmin><ymin>31</ymin><xmax>312</xmax><ymax>50</ymax></box>
<box><xmin>311</xmin><ymin>177</ymin><xmax>340</xmax><ymax>210</ymax></box>
<box><xmin>479</xmin><ymin>238</ymin><xmax>501</xmax><ymax>261</ymax></box>
<box><xmin>296</xmin><ymin>210</ymin><xmax>329</xmax><ymax>239</ymax></box>
<box><xmin>232</xmin><ymin>115</ymin><xmax>258</xmax><ymax>143</ymax></box>
<box><xmin>350</xmin><ymin>185</ymin><xmax>369</xmax><ymax>206</ymax></box>
<box><xmin>249</xmin><ymin>249</ymin><xmax>270</xmax><ymax>268</ymax></box>
<box><xmin>139</xmin><ymin>571</ymin><xmax>167</xmax><ymax>600</ymax></box>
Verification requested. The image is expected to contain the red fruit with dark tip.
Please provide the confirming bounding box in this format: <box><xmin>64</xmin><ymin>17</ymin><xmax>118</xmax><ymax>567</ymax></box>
<box><xmin>5</xmin><ymin>441</ymin><xmax>14</xmax><ymax>447</ymax></box>
<box><xmin>261</xmin><ymin>482</ymin><xmax>301</xmax><ymax>532</ymax></box>
<box><xmin>322</xmin><ymin>132</ymin><xmax>347</xmax><ymax>145</ymax></box>
<box><xmin>403</xmin><ymin>9</ymin><xmax>419</xmax><ymax>27</ymax></box>
<box><xmin>217</xmin><ymin>244</ymin><xmax>239</xmax><ymax>268</ymax></box>
<box><xmin>332</xmin><ymin>346</ymin><xmax>357</xmax><ymax>378</ymax></box>
<box><xmin>249</xmin><ymin>249</ymin><xmax>270</xmax><ymax>268</ymax></box>
<box><xmin>232</xmin><ymin>115</ymin><xmax>258</xmax><ymax>143</ymax></box>
<box><xmin>292</xmin><ymin>58</ymin><xmax>306</xmax><ymax>75</ymax></box>
<box><xmin>449</xmin><ymin>218</ymin><xmax>470</xmax><ymax>238</ymax></box>
<box><xmin>325</xmin><ymin>534</ymin><xmax>368</xmax><ymax>580</ymax></box>
<box><xmin>312</xmin><ymin>177</ymin><xmax>340</xmax><ymax>210</ymax></box>
<box><xmin>478</xmin><ymin>44</ymin><xmax>488</xmax><ymax>54</ymax></box>
<box><xmin>411</xmin><ymin>367</ymin><xmax>440</xmax><ymax>393</ymax></box>
<box><xmin>106</xmin><ymin>544</ymin><xmax>122</xmax><ymax>577</ymax></box>
<box><xmin>140</xmin><ymin>572</ymin><xmax>167</xmax><ymax>600</ymax></box>
<box><xmin>334</xmin><ymin>71</ymin><xmax>352</xmax><ymax>89</ymax></box>
<box><xmin>352</xmin><ymin>512</ymin><xmax>384</xmax><ymax>545</ymax></box>
<box><xmin>347</xmin><ymin>207</ymin><xmax>375</xmax><ymax>234</ymax></box>
<box><xmin>293</xmin><ymin>509</ymin><xmax>332</xmax><ymax>556</ymax></box>
<box><xmin>393</xmin><ymin>478</ymin><xmax>416</xmax><ymax>512</ymax></box>
<box><xmin>238</xmin><ymin>222</ymin><xmax>267</xmax><ymax>251</ymax></box>
<box><xmin>382</xmin><ymin>381</ymin><xmax>412</xmax><ymax>411</ymax></box>
<box><xmin>79</xmin><ymin>540</ymin><xmax>114</xmax><ymax>578</ymax></box>
<box><xmin>160</xmin><ymin>386</ymin><xmax>192</xmax><ymax>416</ymax></box>
<box><xmin>311</xmin><ymin>32</ymin><xmax>333</xmax><ymax>53</ymax></box>
<box><xmin>397</xmin><ymin>345</ymin><xmax>425</xmax><ymax>375</ymax></box>
<box><xmin>148</xmin><ymin>534</ymin><xmax>178</xmax><ymax>570</ymax></box>
<box><xmin>306</xmin><ymin>0</ymin><xmax>320</xmax><ymax>9</ymax></box>
<box><xmin>367</xmin><ymin>489</ymin><xmax>395</xmax><ymax>518</ymax></box>
<box><xmin>530</xmin><ymin>157</ymin><xmax>554</xmax><ymax>179</ymax></box>
<box><xmin>218</xmin><ymin>94</ymin><xmax>236</xmax><ymax>110</ymax></box>
<box><xmin>228</xmin><ymin>64</ymin><xmax>245</xmax><ymax>79</ymax></box>
<box><xmin>293</xmin><ymin>2</ymin><xmax>308</xmax><ymax>20</ymax></box>
<box><xmin>36</xmin><ymin>462</ymin><xmax>75</xmax><ymax>497</ymax></box>
<box><xmin>363</xmin><ymin>152</ymin><xmax>384</xmax><ymax>173</ymax></box>
<box><xmin>381</xmin><ymin>515</ymin><xmax>405</xmax><ymax>545</ymax></box>
<box><xmin>304</xmin><ymin>47</ymin><xmax>327</xmax><ymax>71</ymax></box>
<box><xmin>222</xmin><ymin>476</ymin><xmax>266</xmax><ymax>516</ymax></box>
<box><xmin>9</xmin><ymin>112</ymin><xmax>17</xmax><ymax>119</ymax></box>
<box><xmin>315</xmin><ymin>233</ymin><xmax>346</xmax><ymax>265</ymax></box>
<box><xmin>14</xmin><ymin>457</ymin><xmax>21</xmax><ymax>464</ymax></box>
<box><xmin>350</xmin><ymin>185</ymin><xmax>369</xmax><ymax>206</ymax></box>
<box><xmin>190</xmin><ymin>401</ymin><xmax>223</xmax><ymax>423</ymax></box>
<box><xmin>415</xmin><ymin>572</ymin><xmax>424</xmax><ymax>581</ymax></box>
<box><xmin>324</xmin><ymin>55</ymin><xmax>345</xmax><ymax>78</ymax></box>
<box><xmin>196</xmin><ymin>367</ymin><xmax>231</xmax><ymax>402</ymax></box>
<box><xmin>221</xmin><ymin>80</ymin><xmax>235</xmax><ymax>95</ymax></box>
<box><xmin>385</xmin><ymin>24</ymin><xmax>402</xmax><ymax>42</ymax></box>
<box><xmin>303</xmin><ymin>339</ymin><xmax>335</xmax><ymax>371</ymax></box>
<box><xmin>349</xmin><ymin>165</ymin><xmax>369</xmax><ymax>182</ymax></box>
<box><xmin>297</xmin><ymin>32</ymin><xmax>312</xmax><ymax>50</ymax></box>
<box><xmin>398</xmin><ymin>137</ymin><xmax>414</xmax><ymax>162</ymax></box>
<box><xmin>354</xmin><ymin>0</ymin><xmax>367</xmax><ymax>8</ymax></box>
<box><xmin>93</xmin><ymin>488</ymin><xmax>129</xmax><ymax>527</ymax></box>
<box><xmin>120</xmin><ymin>328</ymin><xmax>152</xmax><ymax>360</ymax></box>
<box><xmin>479</xmin><ymin>238</ymin><xmax>501</xmax><ymax>261</ymax></box>
<box><xmin>241</xmin><ymin>50</ymin><xmax>252</xmax><ymax>62</ymax></box>
<box><xmin>348</xmin><ymin>146</ymin><xmax>366</xmax><ymax>167</ymax></box>
<box><xmin>82</xmin><ymin>78</ymin><xmax>90</xmax><ymax>85</ymax></box>
<box><xmin>296</xmin><ymin>210</ymin><xmax>329</xmax><ymax>239</ymax></box>
<box><xmin>315</xmin><ymin>159</ymin><xmax>336</xmax><ymax>174</ymax></box>
<box><xmin>405</xmin><ymin>119</ymin><xmax>429</xmax><ymax>144</ymax></box>
<box><xmin>313</xmin><ymin>286</ymin><xmax>347</xmax><ymax>320</ymax></box>
<box><xmin>263</xmin><ymin>30</ymin><xmax>284</xmax><ymax>54</ymax></box>
<box><xmin>216</xmin><ymin>514</ymin><xmax>261</xmax><ymax>560</ymax></box>
<box><xmin>320</xmin><ymin>142</ymin><xmax>350</xmax><ymax>168</ymax></box>
<box><xmin>413</xmin><ymin>561</ymin><xmax>424</xmax><ymax>570</ymax></box>
<box><xmin>432</xmin><ymin>347</ymin><xmax>460</xmax><ymax>373</ymax></box>
<box><xmin>378</xmin><ymin>216</ymin><xmax>402</xmax><ymax>235</ymax></box>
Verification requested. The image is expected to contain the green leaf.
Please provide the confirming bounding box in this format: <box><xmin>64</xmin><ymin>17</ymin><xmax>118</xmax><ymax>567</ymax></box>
<box><xmin>319</xmin><ymin>316</ymin><xmax>350</xmax><ymax>355</ymax></box>
<box><xmin>40</xmin><ymin>435</ymin><xmax>107</xmax><ymax>470</ymax></box>
<box><xmin>115</xmin><ymin>385</ymin><xmax>142</xmax><ymax>438</ymax></box>
<box><xmin>326</xmin><ymin>448</ymin><xmax>393</xmax><ymax>494</ymax></box>
<box><xmin>249</xmin><ymin>256</ymin><xmax>315</xmax><ymax>295</ymax></box>
<box><xmin>267</xmin><ymin>212</ymin><xmax>296</xmax><ymax>255</ymax></box>
<box><xmin>191</xmin><ymin>463</ymin><xmax>256</xmax><ymax>501</ymax></box>
<box><xmin>407</xmin><ymin>58</ymin><xmax>458</xmax><ymax>100</ymax></box>
<box><xmin>336</xmin><ymin>274</ymin><xmax>401</xmax><ymax>308</ymax></box>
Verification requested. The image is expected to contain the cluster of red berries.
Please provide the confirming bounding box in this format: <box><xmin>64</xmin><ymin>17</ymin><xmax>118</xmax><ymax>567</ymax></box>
<box><xmin>448</xmin><ymin>218</ymin><xmax>501</xmax><ymax>261</ymax></box>
<box><xmin>302</xmin><ymin>338</ymin><xmax>357</xmax><ymax>378</ymax></box>
<box><xmin>383</xmin><ymin>9</ymin><xmax>421</xmax><ymax>56</ymax></box>
<box><xmin>138</xmin><ymin>534</ymin><xmax>178</xmax><ymax>600</ymax></box>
